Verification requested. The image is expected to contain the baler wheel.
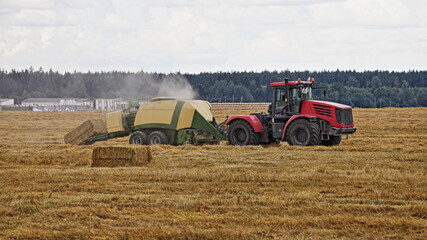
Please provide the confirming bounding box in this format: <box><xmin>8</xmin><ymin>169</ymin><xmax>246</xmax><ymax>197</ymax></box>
<box><xmin>129</xmin><ymin>131</ymin><xmax>147</xmax><ymax>145</ymax></box>
<box><xmin>147</xmin><ymin>131</ymin><xmax>168</xmax><ymax>145</ymax></box>
<box><xmin>321</xmin><ymin>135</ymin><xmax>342</xmax><ymax>146</ymax></box>
<box><xmin>228</xmin><ymin>120</ymin><xmax>259</xmax><ymax>146</ymax></box>
<box><xmin>286</xmin><ymin>119</ymin><xmax>320</xmax><ymax>146</ymax></box>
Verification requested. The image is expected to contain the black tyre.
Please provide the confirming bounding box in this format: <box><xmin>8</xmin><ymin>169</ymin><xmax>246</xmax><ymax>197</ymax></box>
<box><xmin>129</xmin><ymin>131</ymin><xmax>147</xmax><ymax>145</ymax></box>
<box><xmin>286</xmin><ymin>119</ymin><xmax>320</xmax><ymax>146</ymax></box>
<box><xmin>147</xmin><ymin>131</ymin><xmax>168</xmax><ymax>145</ymax></box>
<box><xmin>228</xmin><ymin>120</ymin><xmax>259</xmax><ymax>146</ymax></box>
<box><xmin>321</xmin><ymin>135</ymin><xmax>342</xmax><ymax>146</ymax></box>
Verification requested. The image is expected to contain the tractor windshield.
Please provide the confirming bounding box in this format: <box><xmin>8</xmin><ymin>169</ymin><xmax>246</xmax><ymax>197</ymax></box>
<box><xmin>289</xmin><ymin>86</ymin><xmax>313</xmax><ymax>112</ymax></box>
<box><xmin>301</xmin><ymin>86</ymin><xmax>313</xmax><ymax>100</ymax></box>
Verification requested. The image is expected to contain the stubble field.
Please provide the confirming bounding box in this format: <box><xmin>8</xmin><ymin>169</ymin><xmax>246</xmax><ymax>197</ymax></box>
<box><xmin>0</xmin><ymin>107</ymin><xmax>426</xmax><ymax>239</ymax></box>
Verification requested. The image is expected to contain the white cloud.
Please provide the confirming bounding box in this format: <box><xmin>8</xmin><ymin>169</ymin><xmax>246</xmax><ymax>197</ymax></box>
<box><xmin>0</xmin><ymin>0</ymin><xmax>425</xmax><ymax>72</ymax></box>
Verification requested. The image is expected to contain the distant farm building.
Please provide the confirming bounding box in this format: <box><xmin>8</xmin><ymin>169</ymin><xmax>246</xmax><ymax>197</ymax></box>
<box><xmin>0</xmin><ymin>99</ymin><xmax>14</xmax><ymax>105</ymax></box>
<box><xmin>94</xmin><ymin>98</ymin><xmax>127</xmax><ymax>110</ymax></box>
<box><xmin>22</xmin><ymin>98</ymin><xmax>62</xmax><ymax>107</ymax></box>
<box><xmin>21</xmin><ymin>98</ymin><xmax>93</xmax><ymax>111</ymax></box>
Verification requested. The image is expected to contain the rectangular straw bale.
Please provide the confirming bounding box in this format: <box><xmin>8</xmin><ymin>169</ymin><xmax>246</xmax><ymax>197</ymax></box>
<box><xmin>64</xmin><ymin>119</ymin><xmax>107</xmax><ymax>145</ymax></box>
<box><xmin>92</xmin><ymin>145</ymin><xmax>152</xmax><ymax>167</ymax></box>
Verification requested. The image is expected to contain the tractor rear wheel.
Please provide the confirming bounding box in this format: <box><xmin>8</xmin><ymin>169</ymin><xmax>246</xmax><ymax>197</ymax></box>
<box><xmin>286</xmin><ymin>119</ymin><xmax>320</xmax><ymax>146</ymax></box>
<box><xmin>321</xmin><ymin>135</ymin><xmax>341</xmax><ymax>146</ymax></box>
<box><xmin>147</xmin><ymin>131</ymin><xmax>168</xmax><ymax>145</ymax></box>
<box><xmin>129</xmin><ymin>131</ymin><xmax>147</xmax><ymax>145</ymax></box>
<box><xmin>228</xmin><ymin>120</ymin><xmax>259</xmax><ymax>145</ymax></box>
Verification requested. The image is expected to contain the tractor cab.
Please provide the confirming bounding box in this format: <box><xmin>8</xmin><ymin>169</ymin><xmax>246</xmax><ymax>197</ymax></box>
<box><xmin>270</xmin><ymin>78</ymin><xmax>314</xmax><ymax>119</ymax></box>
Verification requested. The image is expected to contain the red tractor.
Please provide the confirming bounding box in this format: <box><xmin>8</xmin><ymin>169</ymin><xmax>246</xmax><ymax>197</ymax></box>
<box><xmin>225</xmin><ymin>78</ymin><xmax>356</xmax><ymax>146</ymax></box>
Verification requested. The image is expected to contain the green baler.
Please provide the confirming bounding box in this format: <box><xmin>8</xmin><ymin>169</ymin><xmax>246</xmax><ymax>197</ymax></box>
<box><xmin>65</xmin><ymin>98</ymin><xmax>226</xmax><ymax>145</ymax></box>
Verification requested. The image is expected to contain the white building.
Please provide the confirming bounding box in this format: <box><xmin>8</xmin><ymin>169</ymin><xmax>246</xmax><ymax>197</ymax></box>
<box><xmin>60</xmin><ymin>98</ymin><xmax>93</xmax><ymax>108</ymax></box>
<box><xmin>21</xmin><ymin>98</ymin><xmax>94</xmax><ymax>111</ymax></box>
<box><xmin>94</xmin><ymin>98</ymin><xmax>127</xmax><ymax>110</ymax></box>
<box><xmin>21</xmin><ymin>98</ymin><xmax>93</xmax><ymax>107</ymax></box>
<box><xmin>21</xmin><ymin>98</ymin><xmax>62</xmax><ymax>106</ymax></box>
<box><xmin>0</xmin><ymin>99</ymin><xmax>14</xmax><ymax>105</ymax></box>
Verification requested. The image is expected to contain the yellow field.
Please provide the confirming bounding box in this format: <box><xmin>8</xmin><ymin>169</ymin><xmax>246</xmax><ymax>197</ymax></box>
<box><xmin>0</xmin><ymin>108</ymin><xmax>426</xmax><ymax>239</ymax></box>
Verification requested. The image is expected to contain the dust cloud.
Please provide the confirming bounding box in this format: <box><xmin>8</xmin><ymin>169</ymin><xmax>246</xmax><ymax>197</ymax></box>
<box><xmin>118</xmin><ymin>73</ymin><xmax>198</xmax><ymax>101</ymax></box>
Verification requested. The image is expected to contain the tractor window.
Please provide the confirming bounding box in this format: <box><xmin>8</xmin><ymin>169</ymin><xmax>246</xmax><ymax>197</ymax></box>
<box><xmin>290</xmin><ymin>88</ymin><xmax>301</xmax><ymax>112</ymax></box>
<box><xmin>274</xmin><ymin>88</ymin><xmax>287</xmax><ymax>114</ymax></box>
<box><xmin>301</xmin><ymin>86</ymin><xmax>312</xmax><ymax>100</ymax></box>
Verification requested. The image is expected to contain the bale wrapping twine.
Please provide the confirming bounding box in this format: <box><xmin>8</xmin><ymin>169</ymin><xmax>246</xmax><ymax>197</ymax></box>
<box><xmin>91</xmin><ymin>145</ymin><xmax>152</xmax><ymax>167</ymax></box>
<box><xmin>64</xmin><ymin>119</ymin><xmax>107</xmax><ymax>145</ymax></box>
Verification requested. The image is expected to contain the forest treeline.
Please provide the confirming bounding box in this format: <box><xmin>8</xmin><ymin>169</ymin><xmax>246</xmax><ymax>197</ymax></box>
<box><xmin>1</xmin><ymin>68</ymin><xmax>426</xmax><ymax>108</ymax></box>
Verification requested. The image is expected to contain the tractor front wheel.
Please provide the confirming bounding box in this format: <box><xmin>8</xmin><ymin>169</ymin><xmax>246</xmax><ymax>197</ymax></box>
<box><xmin>129</xmin><ymin>131</ymin><xmax>147</xmax><ymax>145</ymax></box>
<box><xmin>321</xmin><ymin>135</ymin><xmax>342</xmax><ymax>146</ymax></box>
<box><xmin>228</xmin><ymin>120</ymin><xmax>259</xmax><ymax>145</ymax></box>
<box><xmin>147</xmin><ymin>131</ymin><xmax>168</xmax><ymax>145</ymax></box>
<box><xmin>286</xmin><ymin>119</ymin><xmax>320</xmax><ymax>146</ymax></box>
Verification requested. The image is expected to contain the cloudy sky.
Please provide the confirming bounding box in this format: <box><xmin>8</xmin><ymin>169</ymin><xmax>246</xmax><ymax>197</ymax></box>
<box><xmin>0</xmin><ymin>0</ymin><xmax>426</xmax><ymax>73</ymax></box>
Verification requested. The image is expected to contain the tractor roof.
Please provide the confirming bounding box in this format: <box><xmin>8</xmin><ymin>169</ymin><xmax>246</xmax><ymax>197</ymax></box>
<box><xmin>270</xmin><ymin>81</ymin><xmax>314</xmax><ymax>87</ymax></box>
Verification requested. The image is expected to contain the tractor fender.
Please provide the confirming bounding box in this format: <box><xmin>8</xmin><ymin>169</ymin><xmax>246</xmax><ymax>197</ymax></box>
<box><xmin>282</xmin><ymin>114</ymin><xmax>317</xmax><ymax>139</ymax></box>
<box><xmin>225</xmin><ymin>115</ymin><xmax>265</xmax><ymax>132</ymax></box>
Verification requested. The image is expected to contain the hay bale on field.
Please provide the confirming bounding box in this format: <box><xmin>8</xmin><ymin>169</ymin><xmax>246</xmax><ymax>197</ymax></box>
<box><xmin>91</xmin><ymin>146</ymin><xmax>152</xmax><ymax>167</ymax></box>
<box><xmin>64</xmin><ymin>119</ymin><xmax>107</xmax><ymax>145</ymax></box>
